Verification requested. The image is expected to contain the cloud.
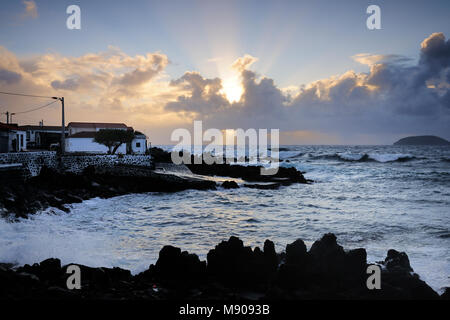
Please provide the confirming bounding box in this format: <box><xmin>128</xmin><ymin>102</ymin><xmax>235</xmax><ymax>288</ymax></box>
<box><xmin>164</xmin><ymin>33</ymin><xmax>450</xmax><ymax>143</ymax></box>
<box><xmin>0</xmin><ymin>68</ymin><xmax>22</xmax><ymax>84</ymax></box>
<box><xmin>352</xmin><ymin>53</ymin><xmax>412</xmax><ymax>66</ymax></box>
<box><xmin>165</xmin><ymin>72</ymin><xmax>229</xmax><ymax>115</ymax></box>
<box><xmin>22</xmin><ymin>0</ymin><xmax>38</xmax><ymax>19</ymax></box>
<box><xmin>115</xmin><ymin>53</ymin><xmax>169</xmax><ymax>86</ymax></box>
<box><xmin>0</xmin><ymin>46</ymin><xmax>177</xmax><ymax>139</ymax></box>
<box><xmin>51</xmin><ymin>78</ymin><xmax>79</xmax><ymax>90</ymax></box>
<box><xmin>0</xmin><ymin>32</ymin><xmax>449</xmax><ymax>144</ymax></box>
<box><xmin>231</xmin><ymin>54</ymin><xmax>258</xmax><ymax>72</ymax></box>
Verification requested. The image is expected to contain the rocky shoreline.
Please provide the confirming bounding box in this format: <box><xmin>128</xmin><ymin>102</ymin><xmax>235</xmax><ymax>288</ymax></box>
<box><xmin>1</xmin><ymin>233</ymin><xmax>448</xmax><ymax>300</ymax></box>
<box><xmin>0</xmin><ymin>153</ymin><xmax>309</xmax><ymax>219</ymax></box>
<box><xmin>0</xmin><ymin>165</ymin><xmax>216</xmax><ymax>219</ymax></box>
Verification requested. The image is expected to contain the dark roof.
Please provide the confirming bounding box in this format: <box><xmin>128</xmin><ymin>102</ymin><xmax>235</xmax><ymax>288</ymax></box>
<box><xmin>0</xmin><ymin>122</ymin><xmax>18</xmax><ymax>131</ymax></box>
<box><xmin>67</xmin><ymin>132</ymin><xmax>97</xmax><ymax>138</ymax></box>
<box><xmin>19</xmin><ymin>125</ymin><xmax>65</xmax><ymax>131</ymax></box>
<box><xmin>68</xmin><ymin>122</ymin><xmax>128</xmax><ymax>129</ymax></box>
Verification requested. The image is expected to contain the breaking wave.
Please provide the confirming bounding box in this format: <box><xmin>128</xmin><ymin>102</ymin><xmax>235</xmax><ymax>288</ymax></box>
<box><xmin>309</xmin><ymin>153</ymin><xmax>418</xmax><ymax>163</ymax></box>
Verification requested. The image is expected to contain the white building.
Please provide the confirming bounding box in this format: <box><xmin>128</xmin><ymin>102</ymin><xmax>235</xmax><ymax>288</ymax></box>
<box><xmin>65</xmin><ymin>122</ymin><xmax>148</xmax><ymax>154</ymax></box>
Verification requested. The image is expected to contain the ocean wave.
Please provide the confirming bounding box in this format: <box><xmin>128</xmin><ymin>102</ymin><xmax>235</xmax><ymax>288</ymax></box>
<box><xmin>310</xmin><ymin>153</ymin><xmax>418</xmax><ymax>163</ymax></box>
<box><xmin>279</xmin><ymin>151</ymin><xmax>303</xmax><ymax>159</ymax></box>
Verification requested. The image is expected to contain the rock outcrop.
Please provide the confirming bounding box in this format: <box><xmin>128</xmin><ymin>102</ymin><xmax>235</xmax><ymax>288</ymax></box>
<box><xmin>0</xmin><ymin>166</ymin><xmax>216</xmax><ymax>219</ymax></box>
<box><xmin>0</xmin><ymin>234</ymin><xmax>444</xmax><ymax>300</ymax></box>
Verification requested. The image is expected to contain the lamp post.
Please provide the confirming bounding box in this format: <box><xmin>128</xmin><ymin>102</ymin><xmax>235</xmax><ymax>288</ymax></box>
<box><xmin>52</xmin><ymin>96</ymin><xmax>65</xmax><ymax>154</ymax></box>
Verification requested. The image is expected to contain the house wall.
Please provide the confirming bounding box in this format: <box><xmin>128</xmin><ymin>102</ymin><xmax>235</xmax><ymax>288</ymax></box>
<box><xmin>65</xmin><ymin>138</ymin><xmax>127</xmax><ymax>154</ymax></box>
<box><xmin>131</xmin><ymin>137</ymin><xmax>147</xmax><ymax>154</ymax></box>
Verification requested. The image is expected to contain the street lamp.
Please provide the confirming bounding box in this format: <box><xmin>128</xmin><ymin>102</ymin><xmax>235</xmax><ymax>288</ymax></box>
<box><xmin>52</xmin><ymin>96</ymin><xmax>65</xmax><ymax>154</ymax></box>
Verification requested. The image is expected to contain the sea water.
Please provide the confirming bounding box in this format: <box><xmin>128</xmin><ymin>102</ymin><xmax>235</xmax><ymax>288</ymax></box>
<box><xmin>0</xmin><ymin>145</ymin><xmax>449</xmax><ymax>293</ymax></box>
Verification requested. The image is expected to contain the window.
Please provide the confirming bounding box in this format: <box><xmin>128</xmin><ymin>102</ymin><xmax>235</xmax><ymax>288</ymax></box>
<box><xmin>136</xmin><ymin>142</ymin><xmax>141</xmax><ymax>148</ymax></box>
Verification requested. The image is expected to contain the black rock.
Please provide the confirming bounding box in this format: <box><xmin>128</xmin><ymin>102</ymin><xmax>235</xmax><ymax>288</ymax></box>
<box><xmin>285</xmin><ymin>239</ymin><xmax>307</xmax><ymax>265</ymax></box>
<box><xmin>221</xmin><ymin>180</ymin><xmax>239</xmax><ymax>189</ymax></box>
<box><xmin>206</xmin><ymin>236</ymin><xmax>276</xmax><ymax>288</ymax></box>
<box><xmin>152</xmin><ymin>245</ymin><xmax>206</xmax><ymax>288</ymax></box>
<box><xmin>384</xmin><ymin>249</ymin><xmax>413</xmax><ymax>273</ymax></box>
<box><xmin>441</xmin><ymin>287</ymin><xmax>450</xmax><ymax>300</ymax></box>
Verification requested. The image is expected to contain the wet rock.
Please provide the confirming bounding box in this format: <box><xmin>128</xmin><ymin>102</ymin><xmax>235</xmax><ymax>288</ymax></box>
<box><xmin>187</xmin><ymin>162</ymin><xmax>309</xmax><ymax>184</ymax></box>
<box><xmin>285</xmin><ymin>239</ymin><xmax>307</xmax><ymax>265</ymax></box>
<box><xmin>344</xmin><ymin>248</ymin><xmax>367</xmax><ymax>279</ymax></box>
<box><xmin>309</xmin><ymin>233</ymin><xmax>347</xmax><ymax>276</ymax></box>
<box><xmin>1</xmin><ymin>166</ymin><xmax>216</xmax><ymax>219</ymax></box>
<box><xmin>221</xmin><ymin>180</ymin><xmax>239</xmax><ymax>189</ymax></box>
<box><xmin>383</xmin><ymin>249</ymin><xmax>413</xmax><ymax>273</ymax></box>
<box><xmin>153</xmin><ymin>245</ymin><xmax>206</xmax><ymax>288</ymax></box>
<box><xmin>0</xmin><ymin>234</ymin><xmax>442</xmax><ymax>300</ymax></box>
<box><xmin>244</xmin><ymin>183</ymin><xmax>281</xmax><ymax>190</ymax></box>
<box><xmin>441</xmin><ymin>287</ymin><xmax>450</xmax><ymax>300</ymax></box>
<box><xmin>207</xmin><ymin>236</ymin><xmax>276</xmax><ymax>288</ymax></box>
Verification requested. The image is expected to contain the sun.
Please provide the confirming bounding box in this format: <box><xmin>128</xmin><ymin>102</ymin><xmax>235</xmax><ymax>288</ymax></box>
<box><xmin>221</xmin><ymin>77</ymin><xmax>243</xmax><ymax>103</ymax></box>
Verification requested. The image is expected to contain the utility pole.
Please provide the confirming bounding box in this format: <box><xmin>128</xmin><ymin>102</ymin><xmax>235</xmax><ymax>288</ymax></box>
<box><xmin>6</xmin><ymin>111</ymin><xmax>9</xmax><ymax>124</ymax></box>
<box><xmin>52</xmin><ymin>96</ymin><xmax>65</xmax><ymax>154</ymax></box>
<box><xmin>61</xmin><ymin>97</ymin><xmax>65</xmax><ymax>154</ymax></box>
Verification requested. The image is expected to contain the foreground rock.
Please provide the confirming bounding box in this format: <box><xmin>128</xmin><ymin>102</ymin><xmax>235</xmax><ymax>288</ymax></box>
<box><xmin>0</xmin><ymin>166</ymin><xmax>216</xmax><ymax>219</ymax></box>
<box><xmin>0</xmin><ymin>234</ymin><xmax>445</xmax><ymax>300</ymax></box>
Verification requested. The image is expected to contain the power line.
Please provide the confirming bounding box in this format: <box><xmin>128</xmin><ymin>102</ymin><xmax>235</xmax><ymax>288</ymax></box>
<box><xmin>0</xmin><ymin>91</ymin><xmax>57</xmax><ymax>99</ymax></box>
<box><xmin>13</xmin><ymin>100</ymin><xmax>59</xmax><ymax>114</ymax></box>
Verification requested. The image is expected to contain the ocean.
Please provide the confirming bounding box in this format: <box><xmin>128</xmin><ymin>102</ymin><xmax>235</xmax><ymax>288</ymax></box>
<box><xmin>1</xmin><ymin>145</ymin><xmax>449</xmax><ymax>293</ymax></box>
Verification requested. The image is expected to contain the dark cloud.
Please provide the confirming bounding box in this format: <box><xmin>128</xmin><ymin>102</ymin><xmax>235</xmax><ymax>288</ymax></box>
<box><xmin>164</xmin><ymin>33</ymin><xmax>450</xmax><ymax>142</ymax></box>
<box><xmin>0</xmin><ymin>68</ymin><xmax>22</xmax><ymax>84</ymax></box>
<box><xmin>165</xmin><ymin>72</ymin><xmax>229</xmax><ymax>114</ymax></box>
<box><xmin>51</xmin><ymin>78</ymin><xmax>79</xmax><ymax>90</ymax></box>
<box><xmin>116</xmin><ymin>53</ymin><xmax>168</xmax><ymax>87</ymax></box>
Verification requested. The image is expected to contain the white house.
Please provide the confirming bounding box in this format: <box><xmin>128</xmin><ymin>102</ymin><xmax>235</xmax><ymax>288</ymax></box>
<box><xmin>131</xmin><ymin>133</ymin><xmax>148</xmax><ymax>154</ymax></box>
<box><xmin>65</xmin><ymin>122</ymin><xmax>148</xmax><ymax>154</ymax></box>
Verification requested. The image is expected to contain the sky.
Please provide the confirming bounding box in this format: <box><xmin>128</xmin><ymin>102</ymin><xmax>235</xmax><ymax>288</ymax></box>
<box><xmin>0</xmin><ymin>0</ymin><xmax>449</xmax><ymax>144</ymax></box>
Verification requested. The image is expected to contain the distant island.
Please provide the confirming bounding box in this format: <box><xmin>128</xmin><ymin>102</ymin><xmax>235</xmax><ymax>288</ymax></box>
<box><xmin>394</xmin><ymin>135</ymin><xmax>450</xmax><ymax>146</ymax></box>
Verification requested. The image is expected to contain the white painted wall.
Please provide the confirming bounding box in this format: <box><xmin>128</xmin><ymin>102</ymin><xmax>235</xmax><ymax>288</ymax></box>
<box><xmin>131</xmin><ymin>137</ymin><xmax>147</xmax><ymax>154</ymax></box>
<box><xmin>65</xmin><ymin>138</ymin><xmax>127</xmax><ymax>154</ymax></box>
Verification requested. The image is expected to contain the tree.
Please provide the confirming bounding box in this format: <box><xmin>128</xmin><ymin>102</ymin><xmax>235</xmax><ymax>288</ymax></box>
<box><xmin>94</xmin><ymin>129</ymin><xmax>135</xmax><ymax>154</ymax></box>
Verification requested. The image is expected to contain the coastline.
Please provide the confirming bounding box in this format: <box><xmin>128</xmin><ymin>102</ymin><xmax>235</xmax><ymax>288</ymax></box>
<box><xmin>1</xmin><ymin>233</ymin><xmax>448</xmax><ymax>300</ymax></box>
<box><xmin>0</xmin><ymin>149</ymin><xmax>309</xmax><ymax>219</ymax></box>
<box><xmin>1</xmin><ymin>148</ymin><xmax>448</xmax><ymax>299</ymax></box>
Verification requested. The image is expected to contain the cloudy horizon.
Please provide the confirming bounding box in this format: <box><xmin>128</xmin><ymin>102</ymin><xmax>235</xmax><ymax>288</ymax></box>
<box><xmin>0</xmin><ymin>0</ymin><xmax>449</xmax><ymax>145</ymax></box>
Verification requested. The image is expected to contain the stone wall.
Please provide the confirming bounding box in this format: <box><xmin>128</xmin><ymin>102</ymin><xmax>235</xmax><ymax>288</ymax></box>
<box><xmin>0</xmin><ymin>152</ymin><xmax>58</xmax><ymax>177</ymax></box>
<box><xmin>60</xmin><ymin>155</ymin><xmax>152</xmax><ymax>174</ymax></box>
<box><xmin>0</xmin><ymin>152</ymin><xmax>152</xmax><ymax>177</ymax></box>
